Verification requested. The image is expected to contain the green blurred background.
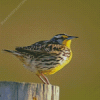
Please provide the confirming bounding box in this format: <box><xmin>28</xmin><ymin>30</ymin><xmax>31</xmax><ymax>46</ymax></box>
<box><xmin>0</xmin><ymin>0</ymin><xmax>99</xmax><ymax>100</ymax></box>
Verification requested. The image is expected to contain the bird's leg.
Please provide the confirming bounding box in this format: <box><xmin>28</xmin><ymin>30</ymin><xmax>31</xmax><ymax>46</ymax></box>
<box><xmin>41</xmin><ymin>73</ymin><xmax>50</xmax><ymax>85</ymax></box>
<box><xmin>36</xmin><ymin>74</ymin><xmax>47</xmax><ymax>84</ymax></box>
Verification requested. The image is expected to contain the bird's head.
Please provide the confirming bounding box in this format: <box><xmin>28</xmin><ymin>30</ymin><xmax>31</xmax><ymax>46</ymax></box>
<box><xmin>50</xmin><ymin>33</ymin><xmax>78</xmax><ymax>48</ymax></box>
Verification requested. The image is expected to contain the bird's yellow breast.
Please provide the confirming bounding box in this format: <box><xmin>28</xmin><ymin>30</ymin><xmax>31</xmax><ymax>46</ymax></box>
<box><xmin>42</xmin><ymin>51</ymin><xmax>72</xmax><ymax>75</ymax></box>
<box><xmin>40</xmin><ymin>40</ymin><xmax>72</xmax><ymax>75</ymax></box>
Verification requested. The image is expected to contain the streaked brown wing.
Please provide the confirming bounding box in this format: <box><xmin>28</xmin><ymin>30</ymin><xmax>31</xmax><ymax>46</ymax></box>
<box><xmin>15</xmin><ymin>40</ymin><xmax>64</xmax><ymax>54</ymax></box>
<box><xmin>15</xmin><ymin>40</ymin><xmax>49</xmax><ymax>52</ymax></box>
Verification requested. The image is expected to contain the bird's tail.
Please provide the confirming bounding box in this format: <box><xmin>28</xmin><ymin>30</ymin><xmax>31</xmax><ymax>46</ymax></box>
<box><xmin>3</xmin><ymin>49</ymin><xmax>21</xmax><ymax>56</ymax></box>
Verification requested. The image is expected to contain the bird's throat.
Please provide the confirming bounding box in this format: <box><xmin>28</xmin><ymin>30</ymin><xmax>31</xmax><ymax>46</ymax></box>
<box><xmin>62</xmin><ymin>40</ymin><xmax>71</xmax><ymax>48</ymax></box>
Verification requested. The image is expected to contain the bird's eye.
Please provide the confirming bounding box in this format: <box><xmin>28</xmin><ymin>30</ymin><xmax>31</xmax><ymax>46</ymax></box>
<box><xmin>60</xmin><ymin>37</ymin><xmax>64</xmax><ymax>39</ymax></box>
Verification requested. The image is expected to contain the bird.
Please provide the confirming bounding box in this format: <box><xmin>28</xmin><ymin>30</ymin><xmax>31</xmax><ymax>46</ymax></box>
<box><xmin>3</xmin><ymin>33</ymin><xmax>78</xmax><ymax>84</ymax></box>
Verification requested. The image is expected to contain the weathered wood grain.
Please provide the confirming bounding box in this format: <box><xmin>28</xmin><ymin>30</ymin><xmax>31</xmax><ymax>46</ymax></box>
<box><xmin>0</xmin><ymin>81</ymin><xmax>59</xmax><ymax>100</ymax></box>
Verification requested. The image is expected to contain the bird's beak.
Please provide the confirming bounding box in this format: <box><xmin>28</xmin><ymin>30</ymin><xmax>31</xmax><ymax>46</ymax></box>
<box><xmin>67</xmin><ymin>36</ymin><xmax>78</xmax><ymax>40</ymax></box>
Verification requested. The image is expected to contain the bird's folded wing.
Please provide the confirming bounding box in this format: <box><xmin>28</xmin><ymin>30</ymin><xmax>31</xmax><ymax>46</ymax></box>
<box><xmin>15</xmin><ymin>40</ymin><xmax>65</xmax><ymax>55</ymax></box>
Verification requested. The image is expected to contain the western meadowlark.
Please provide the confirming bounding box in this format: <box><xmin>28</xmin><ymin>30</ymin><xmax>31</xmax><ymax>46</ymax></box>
<box><xmin>3</xmin><ymin>34</ymin><xmax>78</xmax><ymax>84</ymax></box>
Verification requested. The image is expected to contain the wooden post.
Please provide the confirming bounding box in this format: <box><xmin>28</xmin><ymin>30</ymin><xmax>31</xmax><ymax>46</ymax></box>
<box><xmin>0</xmin><ymin>81</ymin><xmax>59</xmax><ymax>100</ymax></box>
